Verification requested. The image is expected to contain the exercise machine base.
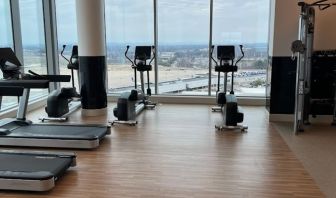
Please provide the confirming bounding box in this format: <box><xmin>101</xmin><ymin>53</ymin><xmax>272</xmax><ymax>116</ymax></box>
<box><xmin>40</xmin><ymin>101</ymin><xmax>81</xmax><ymax>122</ymax></box>
<box><xmin>39</xmin><ymin>117</ymin><xmax>68</xmax><ymax>122</ymax></box>
<box><xmin>145</xmin><ymin>103</ymin><xmax>156</xmax><ymax>110</ymax></box>
<box><xmin>211</xmin><ymin>106</ymin><xmax>222</xmax><ymax>112</ymax></box>
<box><xmin>215</xmin><ymin>124</ymin><xmax>248</xmax><ymax>132</ymax></box>
<box><xmin>111</xmin><ymin>120</ymin><xmax>138</xmax><ymax>126</ymax></box>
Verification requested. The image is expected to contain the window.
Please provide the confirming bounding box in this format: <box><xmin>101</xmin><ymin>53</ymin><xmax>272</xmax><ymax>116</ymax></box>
<box><xmin>105</xmin><ymin>0</ymin><xmax>154</xmax><ymax>94</ymax></box>
<box><xmin>56</xmin><ymin>0</ymin><xmax>270</xmax><ymax>97</ymax></box>
<box><xmin>212</xmin><ymin>0</ymin><xmax>270</xmax><ymax>97</ymax></box>
<box><xmin>19</xmin><ymin>0</ymin><xmax>48</xmax><ymax>100</ymax></box>
<box><xmin>157</xmin><ymin>0</ymin><xmax>210</xmax><ymax>95</ymax></box>
<box><xmin>0</xmin><ymin>0</ymin><xmax>17</xmax><ymax>111</ymax></box>
<box><xmin>0</xmin><ymin>0</ymin><xmax>12</xmax><ymax>48</ymax></box>
<box><xmin>55</xmin><ymin>0</ymin><xmax>79</xmax><ymax>89</ymax></box>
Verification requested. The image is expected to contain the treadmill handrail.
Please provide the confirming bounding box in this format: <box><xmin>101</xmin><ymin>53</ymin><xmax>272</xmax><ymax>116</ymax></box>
<box><xmin>0</xmin><ymin>86</ymin><xmax>24</xmax><ymax>96</ymax></box>
<box><xmin>0</xmin><ymin>80</ymin><xmax>49</xmax><ymax>89</ymax></box>
<box><xmin>26</xmin><ymin>70</ymin><xmax>71</xmax><ymax>82</ymax></box>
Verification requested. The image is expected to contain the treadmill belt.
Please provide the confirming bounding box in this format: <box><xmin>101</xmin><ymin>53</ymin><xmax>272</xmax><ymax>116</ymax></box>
<box><xmin>2</xmin><ymin>124</ymin><xmax>107</xmax><ymax>140</ymax></box>
<box><xmin>0</xmin><ymin>153</ymin><xmax>73</xmax><ymax>180</ymax></box>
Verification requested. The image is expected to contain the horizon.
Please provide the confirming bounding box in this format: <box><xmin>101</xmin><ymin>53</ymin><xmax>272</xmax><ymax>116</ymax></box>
<box><xmin>18</xmin><ymin>42</ymin><xmax>269</xmax><ymax>49</ymax></box>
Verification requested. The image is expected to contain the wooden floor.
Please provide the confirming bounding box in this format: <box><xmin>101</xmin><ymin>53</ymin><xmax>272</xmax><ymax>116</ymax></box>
<box><xmin>274</xmin><ymin>122</ymin><xmax>336</xmax><ymax>198</ymax></box>
<box><xmin>0</xmin><ymin>104</ymin><xmax>324</xmax><ymax>197</ymax></box>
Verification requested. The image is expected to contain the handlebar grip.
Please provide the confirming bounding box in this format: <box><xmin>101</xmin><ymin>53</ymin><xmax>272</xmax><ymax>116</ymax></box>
<box><xmin>239</xmin><ymin>45</ymin><xmax>244</xmax><ymax>52</ymax></box>
<box><xmin>125</xmin><ymin>46</ymin><xmax>130</xmax><ymax>55</ymax></box>
<box><xmin>61</xmin><ymin>45</ymin><xmax>66</xmax><ymax>56</ymax></box>
<box><xmin>210</xmin><ymin>45</ymin><xmax>215</xmax><ymax>54</ymax></box>
<box><xmin>28</xmin><ymin>70</ymin><xmax>42</xmax><ymax>77</ymax></box>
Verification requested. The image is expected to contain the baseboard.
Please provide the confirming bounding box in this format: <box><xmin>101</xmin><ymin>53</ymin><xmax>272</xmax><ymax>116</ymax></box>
<box><xmin>270</xmin><ymin>113</ymin><xmax>334</xmax><ymax>124</ymax></box>
<box><xmin>0</xmin><ymin>98</ymin><xmax>47</xmax><ymax>119</ymax></box>
<box><xmin>108</xmin><ymin>95</ymin><xmax>266</xmax><ymax>106</ymax></box>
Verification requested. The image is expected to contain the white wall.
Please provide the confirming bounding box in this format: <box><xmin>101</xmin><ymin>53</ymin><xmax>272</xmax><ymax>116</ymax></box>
<box><xmin>314</xmin><ymin>6</ymin><xmax>336</xmax><ymax>50</ymax></box>
<box><xmin>269</xmin><ymin>0</ymin><xmax>336</xmax><ymax>56</ymax></box>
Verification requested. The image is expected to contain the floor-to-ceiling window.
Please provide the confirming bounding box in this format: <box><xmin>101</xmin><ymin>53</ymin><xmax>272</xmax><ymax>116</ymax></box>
<box><xmin>0</xmin><ymin>0</ymin><xmax>17</xmax><ymax>111</ymax></box>
<box><xmin>55</xmin><ymin>0</ymin><xmax>79</xmax><ymax>89</ymax></box>
<box><xmin>105</xmin><ymin>0</ymin><xmax>154</xmax><ymax>94</ymax></box>
<box><xmin>19</xmin><ymin>0</ymin><xmax>48</xmax><ymax>100</ymax></box>
<box><xmin>0</xmin><ymin>0</ymin><xmax>12</xmax><ymax>48</ymax></box>
<box><xmin>56</xmin><ymin>0</ymin><xmax>270</xmax><ymax>98</ymax></box>
<box><xmin>212</xmin><ymin>0</ymin><xmax>270</xmax><ymax>97</ymax></box>
<box><xmin>157</xmin><ymin>0</ymin><xmax>210</xmax><ymax>95</ymax></box>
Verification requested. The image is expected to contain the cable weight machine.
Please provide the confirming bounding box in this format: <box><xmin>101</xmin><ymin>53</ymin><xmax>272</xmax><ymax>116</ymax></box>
<box><xmin>291</xmin><ymin>0</ymin><xmax>336</xmax><ymax>134</ymax></box>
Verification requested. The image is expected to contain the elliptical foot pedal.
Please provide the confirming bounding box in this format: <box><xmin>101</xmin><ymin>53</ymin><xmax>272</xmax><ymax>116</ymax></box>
<box><xmin>212</xmin><ymin>106</ymin><xmax>222</xmax><ymax>112</ymax></box>
<box><xmin>111</xmin><ymin>120</ymin><xmax>138</xmax><ymax>126</ymax></box>
<box><xmin>145</xmin><ymin>104</ymin><xmax>156</xmax><ymax>110</ymax></box>
<box><xmin>215</xmin><ymin>125</ymin><xmax>248</xmax><ymax>133</ymax></box>
<box><xmin>39</xmin><ymin>117</ymin><xmax>68</xmax><ymax>122</ymax></box>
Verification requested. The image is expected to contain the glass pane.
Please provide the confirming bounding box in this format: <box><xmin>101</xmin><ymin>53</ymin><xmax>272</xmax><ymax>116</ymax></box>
<box><xmin>105</xmin><ymin>0</ymin><xmax>154</xmax><ymax>94</ymax></box>
<box><xmin>19</xmin><ymin>0</ymin><xmax>48</xmax><ymax>100</ymax></box>
<box><xmin>213</xmin><ymin>0</ymin><xmax>270</xmax><ymax>97</ymax></box>
<box><xmin>55</xmin><ymin>0</ymin><xmax>79</xmax><ymax>90</ymax></box>
<box><xmin>158</xmin><ymin>0</ymin><xmax>210</xmax><ymax>95</ymax></box>
<box><xmin>0</xmin><ymin>0</ymin><xmax>12</xmax><ymax>47</ymax></box>
<box><xmin>0</xmin><ymin>0</ymin><xmax>17</xmax><ymax>111</ymax></box>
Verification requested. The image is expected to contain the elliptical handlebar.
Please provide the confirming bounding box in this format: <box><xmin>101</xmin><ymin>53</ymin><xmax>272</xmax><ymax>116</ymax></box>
<box><xmin>210</xmin><ymin>45</ymin><xmax>219</xmax><ymax>66</ymax></box>
<box><xmin>125</xmin><ymin>45</ymin><xmax>135</xmax><ymax>67</ymax></box>
<box><xmin>149</xmin><ymin>45</ymin><xmax>155</xmax><ymax>65</ymax></box>
<box><xmin>60</xmin><ymin>45</ymin><xmax>70</xmax><ymax>64</ymax></box>
<box><xmin>235</xmin><ymin>45</ymin><xmax>245</xmax><ymax>67</ymax></box>
<box><xmin>28</xmin><ymin>70</ymin><xmax>44</xmax><ymax>79</ymax></box>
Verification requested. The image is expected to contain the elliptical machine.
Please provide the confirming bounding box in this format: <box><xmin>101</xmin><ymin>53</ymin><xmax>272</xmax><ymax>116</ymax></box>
<box><xmin>41</xmin><ymin>45</ymin><xmax>81</xmax><ymax>122</ymax></box>
<box><xmin>211</xmin><ymin>45</ymin><xmax>247</xmax><ymax>132</ymax></box>
<box><xmin>111</xmin><ymin>46</ymin><xmax>156</xmax><ymax>126</ymax></box>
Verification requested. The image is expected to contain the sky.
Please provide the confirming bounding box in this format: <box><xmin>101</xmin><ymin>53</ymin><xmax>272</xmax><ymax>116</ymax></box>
<box><xmin>20</xmin><ymin>0</ymin><xmax>46</xmax><ymax>46</ymax></box>
<box><xmin>0</xmin><ymin>0</ymin><xmax>13</xmax><ymax>47</ymax></box>
<box><xmin>105</xmin><ymin>0</ymin><xmax>271</xmax><ymax>44</ymax></box>
<box><xmin>2</xmin><ymin>0</ymin><xmax>271</xmax><ymax>46</ymax></box>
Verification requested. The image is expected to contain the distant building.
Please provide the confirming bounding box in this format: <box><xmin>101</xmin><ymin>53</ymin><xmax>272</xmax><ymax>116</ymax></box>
<box><xmin>160</xmin><ymin>52</ymin><xmax>175</xmax><ymax>62</ymax></box>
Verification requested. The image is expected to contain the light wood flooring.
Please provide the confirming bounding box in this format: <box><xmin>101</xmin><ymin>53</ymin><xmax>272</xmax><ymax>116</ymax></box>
<box><xmin>0</xmin><ymin>104</ymin><xmax>324</xmax><ymax>197</ymax></box>
<box><xmin>274</xmin><ymin>122</ymin><xmax>336</xmax><ymax>198</ymax></box>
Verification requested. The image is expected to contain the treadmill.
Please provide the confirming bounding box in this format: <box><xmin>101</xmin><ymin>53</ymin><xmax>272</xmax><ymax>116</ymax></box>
<box><xmin>0</xmin><ymin>150</ymin><xmax>76</xmax><ymax>191</ymax></box>
<box><xmin>0</xmin><ymin>48</ymin><xmax>110</xmax><ymax>149</ymax></box>
<box><xmin>0</xmin><ymin>86</ymin><xmax>76</xmax><ymax>192</ymax></box>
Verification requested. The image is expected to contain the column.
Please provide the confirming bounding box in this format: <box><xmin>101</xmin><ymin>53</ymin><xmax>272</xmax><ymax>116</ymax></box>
<box><xmin>76</xmin><ymin>0</ymin><xmax>107</xmax><ymax>116</ymax></box>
